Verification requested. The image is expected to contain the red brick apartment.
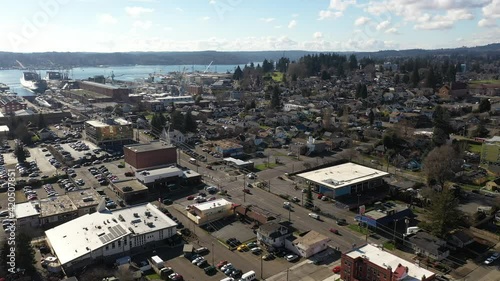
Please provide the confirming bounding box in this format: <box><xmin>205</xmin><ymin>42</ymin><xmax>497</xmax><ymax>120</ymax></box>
<box><xmin>341</xmin><ymin>244</ymin><xmax>435</xmax><ymax>281</ymax></box>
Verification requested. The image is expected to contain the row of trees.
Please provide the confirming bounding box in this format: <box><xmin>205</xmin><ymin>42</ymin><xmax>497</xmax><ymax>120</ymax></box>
<box><xmin>150</xmin><ymin>111</ymin><xmax>197</xmax><ymax>135</ymax></box>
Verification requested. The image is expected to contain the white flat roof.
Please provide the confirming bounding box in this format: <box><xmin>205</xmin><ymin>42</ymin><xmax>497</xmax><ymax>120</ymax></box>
<box><xmin>297</xmin><ymin>163</ymin><xmax>389</xmax><ymax>190</ymax></box>
<box><xmin>136</xmin><ymin>166</ymin><xmax>183</xmax><ymax>184</ymax></box>
<box><xmin>15</xmin><ymin>202</ymin><xmax>40</xmax><ymax>218</ymax></box>
<box><xmin>346</xmin><ymin>244</ymin><xmax>433</xmax><ymax>281</ymax></box>
<box><xmin>45</xmin><ymin>210</ymin><xmax>130</xmax><ymax>265</ymax></box>
<box><xmin>86</xmin><ymin>120</ymin><xmax>107</xmax><ymax>127</ymax></box>
<box><xmin>224</xmin><ymin>157</ymin><xmax>253</xmax><ymax>166</ymax></box>
<box><xmin>194</xmin><ymin>198</ymin><xmax>232</xmax><ymax>212</ymax></box>
<box><xmin>45</xmin><ymin>203</ymin><xmax>176</xmax><ymax>265</ymax></box>
<box><xmin>112</xmin><ymin>203</ymin><xmax>177</xmax><ymax>235</ymax></box>
<box><xmin>0</xmin><ymin>124</ymin><xmax>8</xmax><ymax>131</ymax></box>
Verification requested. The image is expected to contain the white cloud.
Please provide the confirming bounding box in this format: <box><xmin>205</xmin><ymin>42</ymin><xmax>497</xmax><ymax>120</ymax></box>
<box><xmin>288</xmin><ymin>20</ymin><xmax>297</xmax><ymax>29</ymax></box>
<box><xmin>209</xmin><ymin>0</ymin><xmax>216</xmax><ymax>4</ymax></box>
<box><xmin>478</xmin><ymin>18</ymin><xmax>497</xmax><ymax>27</ymax></box>
<box><xmin>318</xmin><ymin>10</ymin><xmax>343</xmax><ymax>20</ymax></box>
<box><xmin>313</xmin><ymin>32</ymin><xmax>323</xmax><ymax>39</ymax></box>
<box><xmin>98</xmin><ymin>14</ymin><xmax>118</xmax><ymax>25</ymax></box>
<box><xmin>200</xmin><ymin>16</ymin><xmax>211</xmax><ymax>21</ymax></box>
<box><xmin>376</xmin><ymin>20</ymin><xmax>390</xmax><ymax>30</ymax></box>
<box><xmin>415</xmin><ymin>21</ymin><xmax>453</xmax><ymax>30</ymax></box>
<box><xmin>482</xmin><ymin>0</ymin><xmax>500</xmax><ymax>19</ymax></box>
<box><xmin>329</xmin><ymin>0</ymin><xmax>356</xmax><ymax>11</ymax></box>
<box><xmin>259</xmin><ymin>18</ymin><xmax>275</xmax><ymax>23</ymax></box>
<box><xmin>176</xmin><ymin>7</ymin><xmax>184</xmax><ymax>12</ymax></box>
<box><xmin>385</xmin><ymin>27</ymin><xmax>399</xmax><ymax>34</ymax></box>
<box><xmin>354</xmin><ymin>16</ymin><xmax>370</xmax><ymax>26</ymax></box>
<box><xmin>132</xmin><ymin>20</ymin><xmax>152</xmax><ymax>30</ymax></box>
<box><xmin>125</xmin><ymin>6</ymin><xmax>154</xmax><ymax>18</ymax></box>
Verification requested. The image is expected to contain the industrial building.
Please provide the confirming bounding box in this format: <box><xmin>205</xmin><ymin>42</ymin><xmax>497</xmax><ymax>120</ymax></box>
<box><xmin>78</xmin><ymin>81</ymin><xmax>130</xmax><ymax>101</ymax></box>
<box><xmin>84</xmin><ymin>118</ymin><xmax>134</xmax><ymax>146</ymax></box>
<box><xmin>341</xmin><ymin>244</ymin><xmax>435</xmax><ymax>281</ymax></box>
<box><xmin>124</xmin><ymin>142</ymin><xmax>177</xmax><ymax>170</ymax></box>
<box><xmin>45</xmin><ymin>202</ymin><xmax>177</xmax><ymax>274</ymax></box>
<box><xmin>0</xmin><ymin>95</ymin><xmax>27</xmax><ymax>114</ymax></box>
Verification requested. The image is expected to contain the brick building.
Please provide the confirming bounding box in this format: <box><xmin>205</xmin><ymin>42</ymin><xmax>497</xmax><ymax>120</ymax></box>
<box><xmin>124</xmin><ymin>142</ymin><xmax>177</xmax><ymax>170</ymax></box>
<box><xmin>187</xmin><ymin>85</ymin><xmax>203</xmax><ymax>95</ymax></box>
<box><xmin>84</xmin><ymin>118</ymin><xmax>133</xmax><ymax>146</ymax></box>
<box><xmin>0</xmin><ymin>96</ymin><xmax>27</xmax><ymax>114</ymax></box>
<box><xmin>341</xmin><ymin>244</ymin><xmax>435</xmax><ymax>281</ymax></box>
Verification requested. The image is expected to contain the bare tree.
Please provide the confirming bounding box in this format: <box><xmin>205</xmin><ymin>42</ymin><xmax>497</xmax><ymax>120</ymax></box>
<box><xmin>339</xmin><ymin>148</ymin><xmax>359</xmax><ymax>162</ymax></box>
<box><xmin>423</xmin><ymin>145</ymin><xmax>461</xmax><ymax>186</ymax></box>
<box><xmin>115</xmin><ymin>266</ymin><xmax>136</xmax><ymax>281</ymax></box>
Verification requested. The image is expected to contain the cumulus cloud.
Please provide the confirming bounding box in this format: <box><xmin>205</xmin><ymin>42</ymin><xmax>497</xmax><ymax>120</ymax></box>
<box><xmin>385</xmin><ymin>27</ymin><xmax>399</xmax><ymax>34</ymax></box>
<box><xmin>288</xmin><ymin>20</ymin><xmax>297</xmax><ymax>28</ymax></box>
<box><xmin>98</xmin><ymin>14</ymin><xmax>118</xmax><ymax>25</ymax></box>
<box><xmin>329</xmin><ymin>0</ymin><xmax>356</xmax><ymax>11</ymax></box>
<box><xmin>318</xmin><ymin>10</ymin><xmax>343</xmax><ymax>20</ymax></box>
<box><xmin>313</xmin><ymin>32</ymin><xmax>323</xmax><ymax>39</ymax></box>
<box><xmin>478</xmin><ymin>18</ymin><xmax>497</xmax><ymax>27</ymax></box>
<box><xmin>376</xmin><ymin>20</ymin><xmax>390</xmax><ymax>30</ymax></box>
<box><xmin>354</xmin><ymin>16</ymin><xmax>371</xmax><ymax>26</ymax></box>
<box><xmin>200</xmin><ymin>16</ymin><xmax>211</xmax><ymax>21</ymax></box>
<box><xmin>125</xmin><ymin>6</ymin><xmax>154</xmax><ymax>18</ymax></box>
<box><xmin>364</xmin><ymin>0</ymin><xmax>481</xmax><ymax>30</ymax></box>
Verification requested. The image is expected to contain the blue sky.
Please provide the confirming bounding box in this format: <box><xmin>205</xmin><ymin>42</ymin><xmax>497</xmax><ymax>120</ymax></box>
<box><xmin>1</xmin><ymin>0</ymin><xmax>499</xmax><ymax>52</ymax></box>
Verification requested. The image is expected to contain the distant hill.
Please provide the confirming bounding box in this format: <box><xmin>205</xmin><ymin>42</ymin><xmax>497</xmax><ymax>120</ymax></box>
<box><xmin>1</xmin><ymin>43</ymin><xmax>499</xmax><ymax>68</ymax></box>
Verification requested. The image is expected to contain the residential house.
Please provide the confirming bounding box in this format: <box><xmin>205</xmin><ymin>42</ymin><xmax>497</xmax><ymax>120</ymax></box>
<box><xmin>257</xmin><ymin>222</ymin><xmax>292</xmax><ymax>249</ymax></box>
<box><xmin>447</xmin><ymin>230</ymin><xmax>474</xmax><ymax>249</ymax></box>
<box><xmin>407</xmin><ymin>232</ymin><xmax>450</xmax><ymax>260</ymax></box>
<box><xmin>287</xmin><ymin>230</ymin><xmax>330</xmax><ymax>258</ymax></box>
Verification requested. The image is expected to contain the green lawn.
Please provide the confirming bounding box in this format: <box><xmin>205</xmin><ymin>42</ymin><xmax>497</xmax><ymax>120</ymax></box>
<box><xmin>468</xmin><ymin>144</ymin><xmax>482</xmax><ymax>154</ymax></box>
<box><xmin>271</xmin><ymin>72</ymin><xmax>284</xmax><ymax>82</ymax></box>
<box><xmin>348</xmin><ymin>224</ymin><xmax>369</xmax><ymax>235</ymax></box>
<box><xmin>255</xmin><ymin>163</ymin><xmax>279</xmax><ymax>171</ymax></box>
<box><xmin>469</xmin><ymin>79</ymin><xmax>500</xmax><ymax>85</ymax></box>
<box><xmin>383</xmin><ymin>242</ymin><xmax>396</xmax><ymax>251</ymax></box>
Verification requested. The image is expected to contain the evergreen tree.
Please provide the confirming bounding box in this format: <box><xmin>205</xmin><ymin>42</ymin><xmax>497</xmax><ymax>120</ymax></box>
<box><xmin>411</xmin><ymin>68</ymin><xmax>420</xmax><ymax>87</ymax></box>
<box><xmin>349</xmin><ymin>54</ymin><xmax>358</xmax><ymax>70</ymax></box>
<box><xmin>321</xmin><ymin>70</ymin><xmax>331</xmax><ymax>80</ymax></box>
<box><xmin>233</xmin><ymin>66</ymin><xmax>243</xmax><ymax>80</ymax></box>
<box><xmin>420</xmin><ymin>189</ymin><xmax>463</xmax><ymax>238</ymax></box>
<box><xmin>276</xmin><ymin>57</ymin><xmax>290</xmax><ymax>73</ymax></box>
<box><xmin>402</xmin><ymin>74</ymin><xmax>410</xmax><ymax>84</ymax></box>
<box><xmin>431</xmin><ymin>106</ymin><xmax>451</xmax><ymax>147</ymax></box>
<box><xmin>471</xmin><ymin>121</ymin><xmax>489</xmax><ymax>138</ymax></box>
<box><xmin>425</xmin><ymin>67</ymin><xmax>437</xmax><ymax>88</ymax></box>
<box><xmin>183</xmin><ymin>111</ymin><xmax>197</xmax><ymax>133</ymax></box>
<box><xmin>170</xmin><ymin>110</ymin><xmax>184</xmax><ymax>132</ymax></box>
<box><xmin>369</xmin><ymin>109</ymin><xmax>375</xmax><ymax>125</ymax></box>
<box><xmin>393</xmin><ymin>74</ymin><xmax>400</xmax><ymax>84</ymax></box>
<box><xmin>291</xmin><ymin>73</ymin><xmax>298</xmax><ymax>82</ymax></box>
<box><xmin>250</xmin><ymin>100</ymin><xmax>256</xmax><ymax>109</ymax></box>
<box><xmin>478</xmin><ymin>98</ymin><xmax>491</xmax><ymax>113</ymax></box>
<box><xmin>270</xmin><ymin>86</ymin><xmax>281</xmax><ymax>109</ymax></box>
<box><xmin>15</xmin><ymin>233</ymin><xmax>37</xmax><ymax>275</ymax></box>
<box><xmin>356</xmin><ymin>83</ymin><xmax>362</xmax><ymax>98</ymax></box>
<box><xmin>360</xmin><ymin>84</ymin><xmax>368</xmax><ymax>99</ymax></box>
<box><xmin>14</xmin><ymin>143</ymin><xmax>26</xmax><ymax>163</ymax></box>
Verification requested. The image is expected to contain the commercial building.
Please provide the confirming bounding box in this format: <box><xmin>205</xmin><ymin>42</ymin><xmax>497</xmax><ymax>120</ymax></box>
<box><xmin>341</xmin><ymin>244</ymin><xmax>435</xmax><ymax>281</ymax></box>
<box><xmin>109</xmin><ymin>180</ymin><xmax>149</xmax><ymax>204</ymax></box>
<box><xmin>15</xmin><ymin>190</ymin><xmax>100</xmax><ymax>230</ymax></box>
<box><xmin>297</xmin><ymin>162</ymin><xmax>389</xmax><ymax>200</ymax></box>
<box><xmin>45</xmin><ymin>202</ymin><xmax>177</xmax><ymax>274</ymax></box>
<box><xmin>156</xmin><ymin>96</ymin><xmax>194</xmax><ymax>106</ymax></box>
<box><xmin>187</xmin><ymin>198</ymin><xmax>233</xmax><ymax>225</ymax></box>
<box><xmin>288</xmin><ymin>230</ymin><xmax>330</xmax><ymax>258</ymax></box>
<box><xmin>124</xmin><ymin>142</ymin><xmax>177</xmax><ymax>170</ymax></box>
<box><xmin>355</xmin><ymin>202</ymin><xmax>413</xmax><ymax>229</ymax></box>
<box><xmin>84</xmin><ymin>118</ymin><xmax>134</xmax><ymax>146</ymax></box>
<box><xmin>214</xmin><ymin>140</ymin><xmax>244</xmax><ymax>157</ymax></box>
<box><xmin>78</xmin><ymin>81</ymin><xmax>130</xmax><ymax>101</ymax></box>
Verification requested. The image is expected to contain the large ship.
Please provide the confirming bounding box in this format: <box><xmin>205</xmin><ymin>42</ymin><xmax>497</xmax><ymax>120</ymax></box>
<box><xmin>20</xmin><ymin>71</ymin><xmax>48</xmax><ymax>93</ymax></box>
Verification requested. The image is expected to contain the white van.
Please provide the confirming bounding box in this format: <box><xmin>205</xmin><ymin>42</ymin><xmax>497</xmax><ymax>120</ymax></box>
<box><xmin>220</xmin><ymin>277</ymin><xmax>234</xmax><ymax>281</ymax></box>
<box><xmin>308</xmin><ymin>213</ymin><xmax>320</xmax><ymax>220</ymax></box>
<box><xmin>239</xmin><ymin>270</ymin><xmax>256</xmax><ymax>281</ymax></box>
<box><xmin>189</xmin><ymin>158</ymin><xmax>197</xmax><ymax>164</ymax></box>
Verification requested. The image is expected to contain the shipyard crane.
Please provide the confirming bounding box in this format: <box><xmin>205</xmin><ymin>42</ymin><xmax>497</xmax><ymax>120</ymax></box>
<box><xmin>107</xmin><ymin>71</ymin><xmax>125</xmax><ymax>84</ymax></box>
<box><xmin>204</xmin><ymin>61</ymin><xmax>214</xmax><ymax>73</ymax></box>
<box><xmin>16</xmin><ymin>60</ymin><xmax>26</xmax><ymax>69</ymax></box>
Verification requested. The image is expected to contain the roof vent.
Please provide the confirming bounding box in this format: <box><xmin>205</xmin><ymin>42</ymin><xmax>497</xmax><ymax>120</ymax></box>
<box><xmin>133</xmin><ymin>213</ymin><xmax>139</xmax><ymax>217</ymax></box>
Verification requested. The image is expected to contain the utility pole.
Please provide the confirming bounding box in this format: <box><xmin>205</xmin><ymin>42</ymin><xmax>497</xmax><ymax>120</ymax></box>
<box><xmin>393</xmin><ymin>219</ymin><xmax>399</xmax><ymax>244</ymax></box>
<box><xmin>211</xmin><ymin>242</ymin><xmax>214</xmax><ymax>265</ymax></box>
<box><xmin>260</xmin><ymin>251</ymin><xmax>263</xmax><ymax>280</ymax></box>
<box><xmin>286</xmin><ymin>268</ymin><xmax>289</xmax><ymax>281</ymax></box>
<box><xmin>268</xmin><ymin>180</ymin><xmax>271</xmax><ymax>193</ymax></box>
<box><xmin>243</xmin><ymin>176</ymin><xmax>246</xmax><ymax>202</ymax></box>
<box><xmin>288</xmin><ymin>206</ymin><xmax>291</xmax><ymax>222</ymax></box>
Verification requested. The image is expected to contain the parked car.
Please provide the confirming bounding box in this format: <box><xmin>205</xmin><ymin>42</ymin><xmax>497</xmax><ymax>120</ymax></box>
<box><xmin>285</xmin><ymin>254</ymin><xmax>299</xmax><ymax>262</ymax></box>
